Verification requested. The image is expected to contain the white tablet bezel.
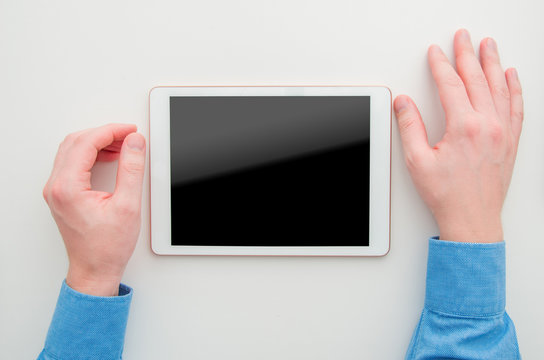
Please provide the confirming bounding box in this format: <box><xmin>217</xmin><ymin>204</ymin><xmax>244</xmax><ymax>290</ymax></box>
<box><xmin>149</xmin><ymin>86</ymin><xmax>391</xmax><ymax>256</ymax></box>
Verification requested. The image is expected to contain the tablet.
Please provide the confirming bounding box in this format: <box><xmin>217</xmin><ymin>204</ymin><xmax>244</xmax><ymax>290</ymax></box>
<box><xmin>149</xmin><ymin>86</ymin><xmax>391</xmax><ymax>256</ymax></box>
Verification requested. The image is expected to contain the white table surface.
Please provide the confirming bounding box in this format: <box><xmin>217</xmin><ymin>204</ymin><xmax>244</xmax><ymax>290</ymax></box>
<box><xmin>1</xmin><ymin>1</ymin><xmax>542</xmax><ymax>359</ymax></box>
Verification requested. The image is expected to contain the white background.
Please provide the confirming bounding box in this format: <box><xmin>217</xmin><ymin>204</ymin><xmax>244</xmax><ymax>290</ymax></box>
<box><xmin>1</xmin><ymin>1</ymin><xmax>542</xmax><ymax>359</ymax></box>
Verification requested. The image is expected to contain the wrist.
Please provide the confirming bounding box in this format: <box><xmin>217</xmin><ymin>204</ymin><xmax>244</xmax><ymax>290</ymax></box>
<box><xmin>437</xmin><ymin>219</ymin><xmax>503</xmax><ymax>243</ymax></box>
<box><xmin>66</xmin><ymin>267</ymin><xmax>123</xmax><ymax>296</ymax></box>
<box><xmin>433</xmin><ymin>207</ymin><xmax>504</xmax><ymax>243</ymax></box>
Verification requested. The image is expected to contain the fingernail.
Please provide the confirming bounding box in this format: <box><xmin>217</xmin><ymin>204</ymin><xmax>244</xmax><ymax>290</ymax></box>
<box><xmin>394</xmin><ymin>97</ymin><xmax>409</xmax><ymax>114</ymax></box>
<box><xmin>511</xmin><ymin>68</ymin><xmax>518</xmax><ymax>80</ymax></box>
<box><xmin>487</xmin><ymin>38</ymin><xmax>497</xmax><ymax>51</ymax></box>
<box><xmin>459</xmin><ymin>29</ymin><xmax>470</xmax><ymax>40</ymax></box>
<box><xmin>429</xmin><ymin>44</ymin><xmax>440</xmax><ymax>54</ymax></box>
<box><xmin>127</xmin><ymin>134</ymin><xmax>145</xmax><ymax>151</ymax></box>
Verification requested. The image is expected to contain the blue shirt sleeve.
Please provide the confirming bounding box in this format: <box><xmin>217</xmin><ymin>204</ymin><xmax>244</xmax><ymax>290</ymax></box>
<box><xmin>406</xmin><ymin>237</ymin><xmax>520</xmax><ymax>359</ymax></box>
<box><xmin>37</xmin><ymin>280</ymin><xmax>133</xmax><ymax>360</ymax></box>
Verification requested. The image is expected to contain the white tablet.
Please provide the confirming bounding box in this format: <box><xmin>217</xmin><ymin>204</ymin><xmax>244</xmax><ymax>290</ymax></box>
<box><xmin>149</xmin><ymin>86</ymin><xmax>391</xmax><ymax>256</ymax></box>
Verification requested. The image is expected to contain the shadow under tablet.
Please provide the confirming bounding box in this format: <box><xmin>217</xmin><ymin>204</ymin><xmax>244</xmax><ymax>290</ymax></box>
<box><xmin>170</xmin><ymin>96</ymin><xmax>370</xmax><ymax>247</ymax></box>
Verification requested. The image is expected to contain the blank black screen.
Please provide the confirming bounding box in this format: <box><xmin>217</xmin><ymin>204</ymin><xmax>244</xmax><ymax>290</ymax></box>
<box><xmin>170</xmin><ymin>96</ymin><xmax>370</xmax><ymax>246</ymax></box>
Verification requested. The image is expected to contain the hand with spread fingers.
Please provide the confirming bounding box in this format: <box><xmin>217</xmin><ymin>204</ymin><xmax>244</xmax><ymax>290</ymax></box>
<box><xmin>394</xmin><ymin>28</ymin><xmax>523</xmax><ymax>243</ymax></box>
<box><xmin>43</xmin><ymin>124</ymin><xmax>146</xmax><ymax>296</ymax></box>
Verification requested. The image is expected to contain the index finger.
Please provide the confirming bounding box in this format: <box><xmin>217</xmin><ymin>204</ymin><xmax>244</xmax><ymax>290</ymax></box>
<box><xmin>428</xmin><ymin>45</ymin><xmax>472</xmax><ymax>120</ymax></box>
<box><xmin>61</xmin><ymin>123</ymin><xmax>137</xmax><ymax>188</ymax></box>
<box><xmin>453</xmin><ymin>29</ymin><xmax>495</xmax><ymax>114</ymax></box>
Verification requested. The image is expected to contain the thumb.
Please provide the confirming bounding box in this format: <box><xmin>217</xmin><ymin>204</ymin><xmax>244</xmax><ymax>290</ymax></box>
<box><xmin>113</xmin><ymin>132</ymin><xmax>146</xmax><ymax>208</ymax></box>
<box><xmin>394</xmin><ymin>95</ymin><xmax>432</xmax><ymax>167</ymax></box>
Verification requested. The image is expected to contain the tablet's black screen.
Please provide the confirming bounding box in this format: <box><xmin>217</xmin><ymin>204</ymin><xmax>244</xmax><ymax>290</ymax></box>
<box><xmin>170</xmin><ymin>96</ymin><xmax>370</xmax><ymax>246</ymax></box>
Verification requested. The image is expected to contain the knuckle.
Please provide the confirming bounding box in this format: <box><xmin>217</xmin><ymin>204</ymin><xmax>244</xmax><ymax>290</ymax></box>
<box><xmin>441</xmin><ymin>74</ymin><xmax>463</xmax><ymax>89</ymax></box>
<box><xmin>72</xmin><ymin>134</ymin><xmax>86</xmax><ymax>146</ymax></box>
<box><xmin>50</xmin><ymin>181</ymin><xmax>69</xmax><ymax>204</ymax></box>
<box><xmin>42</xmin><ymin>184</ymin><xmax>50</xmax><ymax>203</ymax></box>
<box><xmin>467</xmin><ymin>73</ymin><xmax>488</xmax><ymax>88</ymax></box>
<box><xmin>488</xmin><ymin>123</ymin><xmax>505</xmax><ymax>144</ymax></box>
<box><xmin>61</xmin><ymin>132</ymin><xmax>85</xmax><ymax>152</ymax></box>
<box><xmin>483</xmin><ymin>48</ymin><xmax>500</xmax><ymax>63</ymax></box>
<box><xmin>122</xmin><ymin>159</ymin><xmax>145</xmax><ymax>176</ymax></box>
<box><xmin>492</xmin><ymin>84</ymin><xmax>510</xmax><ymax>100</ymax></box>
<box><xmin>63</xmin><ymin>133</ymin><xmax>76</xmax><ymax>143</ymax></box>
<box><xmin>463</xmin><ymin>120</ymin><xmax>481</xmax><ymax>138</ymax></box>
<box><xmin>456</xmin><ymin>52</ymin><xmax>476</xmax><ymax>69</ymax></box>
<box><xmin>512</xmin><ymin>108</ymin><xmax>524</xmax><ymax>123</ymax></box>
<box><xmin>398</xmin><ymin>115</ymin><xmax>417</xmax><ymax>135</ymax></box>
<box><xmin>62</xmin><ymin>132</ymin><xmax>81</xmax><ymax>146</ymax></box>
<box><xmin>115</xmin><ymin>198</ymin><xmax>139</xmax><ymax>217</ymax></box>
<box><xmin>58</xmin><ymin>137</ymin><xmax>71</xmax><ymax>153</ymax></box>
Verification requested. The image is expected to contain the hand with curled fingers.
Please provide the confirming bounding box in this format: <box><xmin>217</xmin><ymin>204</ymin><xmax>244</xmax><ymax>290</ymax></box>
<box><xmin>43</xmin><ymin>124</ymin><xmax>146</xmax><ymax>296</ymax></box>
<box><xmin>394</xmin><ymin>29</ymin><xmax>523</xmax><ymax>243</ymax></box>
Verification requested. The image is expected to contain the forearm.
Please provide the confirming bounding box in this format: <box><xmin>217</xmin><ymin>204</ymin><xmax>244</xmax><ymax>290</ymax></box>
<box><xmin>38</xmin><ymin>280</ymin><xmax>133</xmax><ymax>360</ymax></box>
<box><xmin>406</xmin><ymin>237</ymin><xmax>520</xmax><ymax>359</ymax></box>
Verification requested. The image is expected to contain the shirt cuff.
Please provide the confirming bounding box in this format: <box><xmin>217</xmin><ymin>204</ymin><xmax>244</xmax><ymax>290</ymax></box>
<box><xmin>424</xmin><ymin>237</ymin><xmax>506</xmax><ymax>317</ymax></box>
<box><xmin>42</xmin><ymin>280</ymin><xmax>133</xmax><ymax>360</ymax></box>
